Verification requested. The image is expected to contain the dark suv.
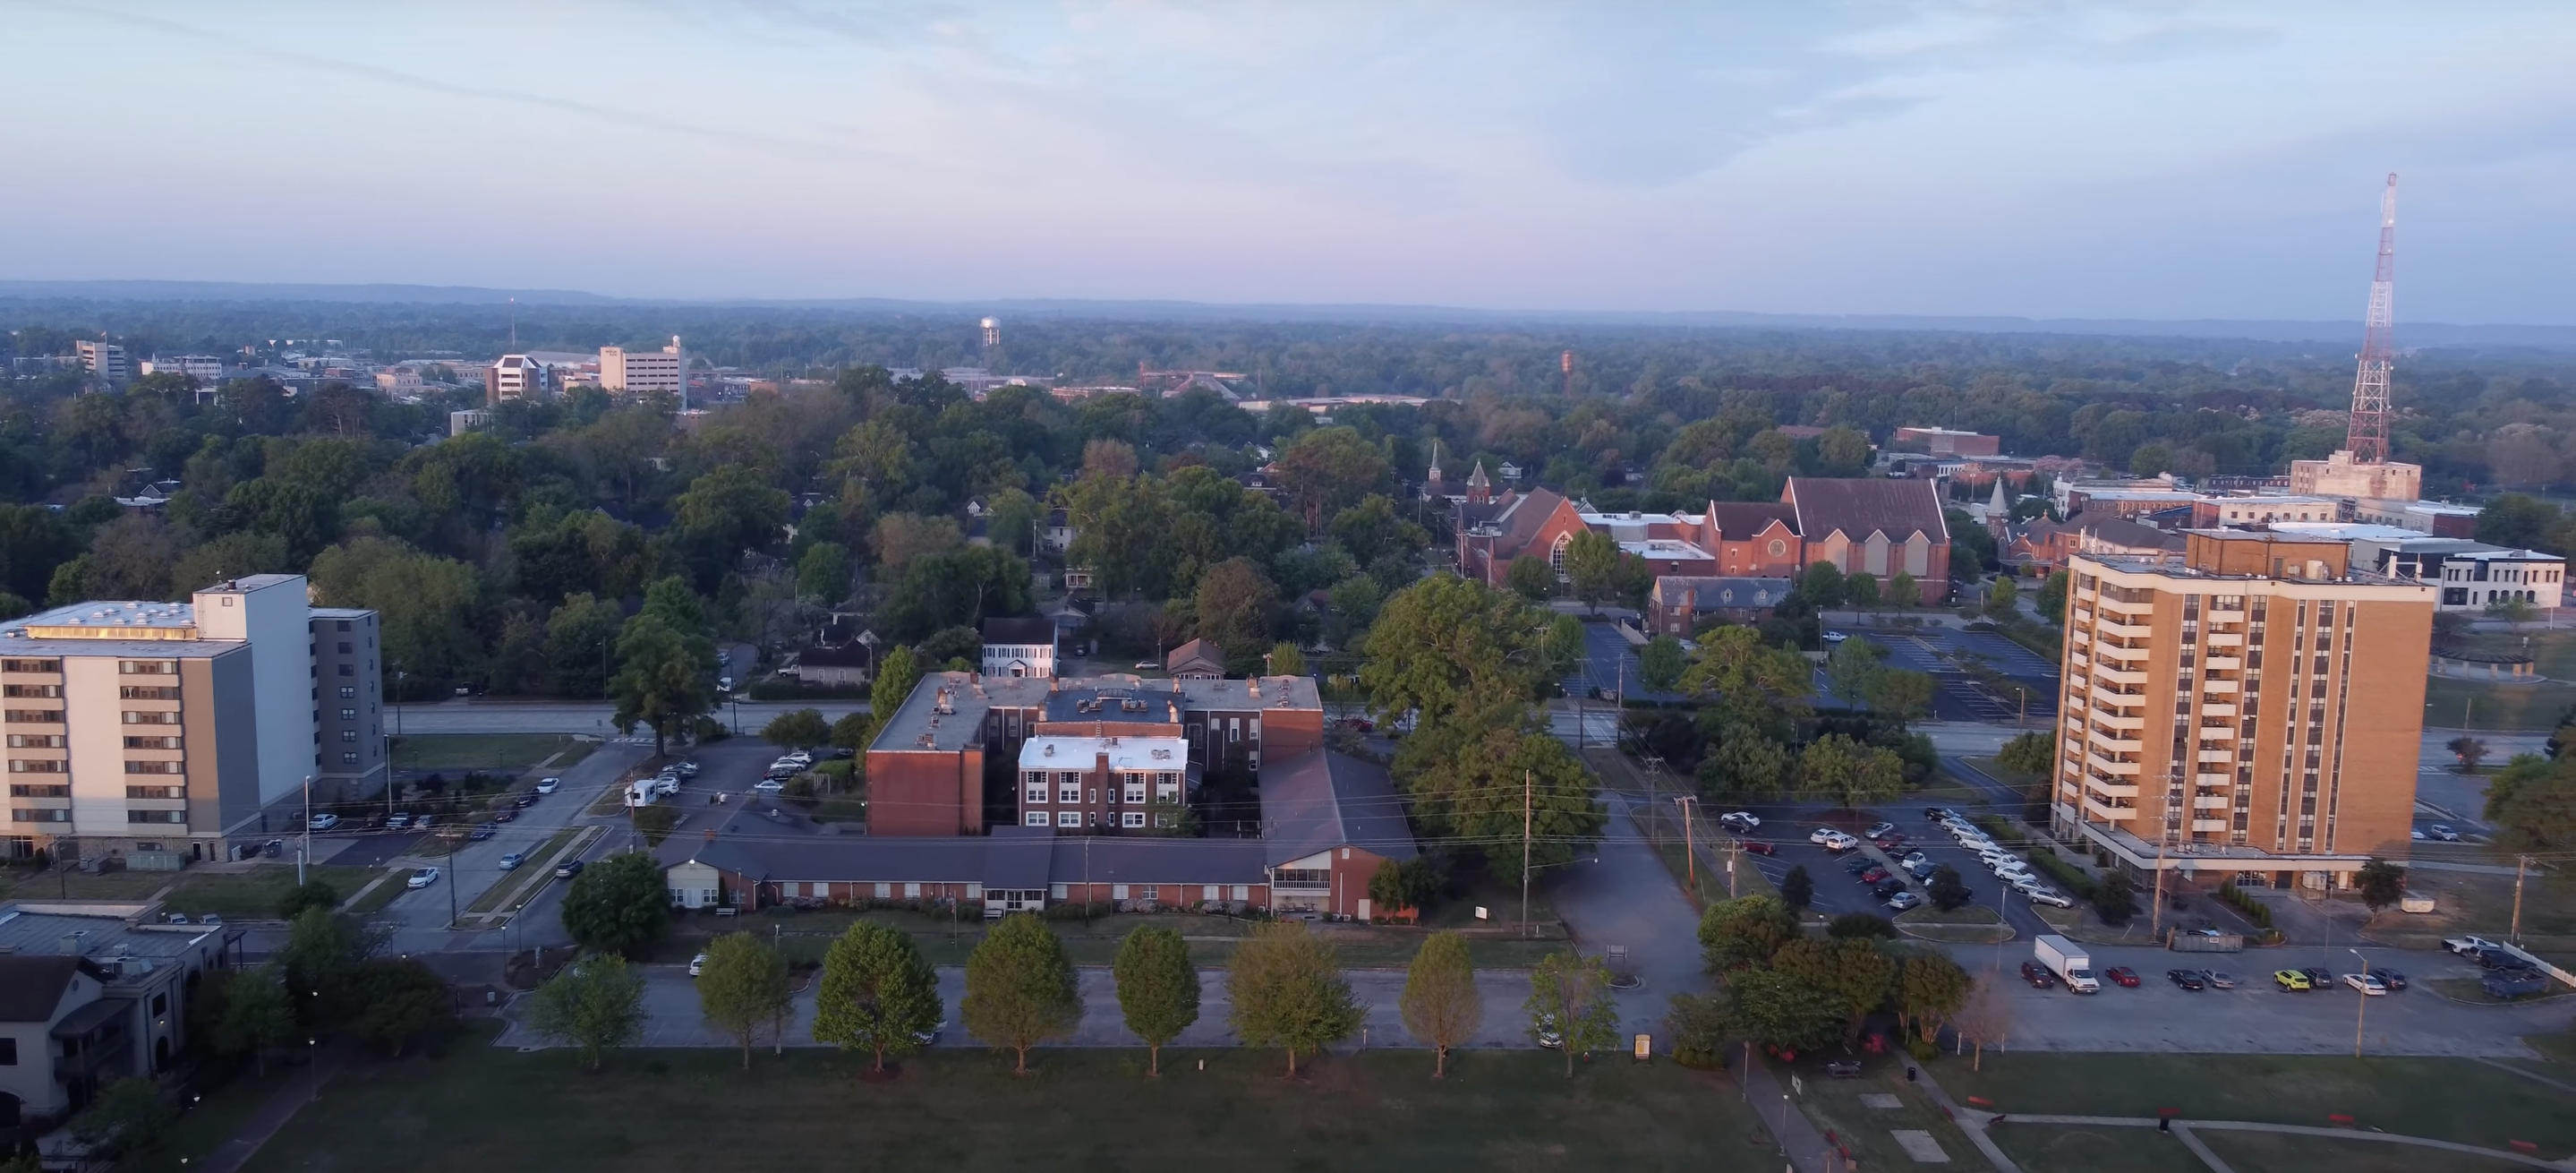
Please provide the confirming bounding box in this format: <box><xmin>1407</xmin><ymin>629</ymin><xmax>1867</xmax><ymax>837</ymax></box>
<box><xmin>2019</xmin><ymin>961</ymin><xmax>2058</xmax><ymax>989</ymax></box>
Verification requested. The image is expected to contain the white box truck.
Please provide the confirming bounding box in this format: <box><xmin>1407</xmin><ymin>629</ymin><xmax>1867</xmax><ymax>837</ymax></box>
<box><xmin>2034</xmin><ymin>935</ymin><xmax>2100</xmax><ymax>993</ymax></box>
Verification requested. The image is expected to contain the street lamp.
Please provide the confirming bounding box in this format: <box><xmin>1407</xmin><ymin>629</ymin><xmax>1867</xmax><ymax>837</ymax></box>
<box><xmin>2350</xmin><ymin>946</ymin><xmax>2370</xmax><ymax>1057</ymax></box>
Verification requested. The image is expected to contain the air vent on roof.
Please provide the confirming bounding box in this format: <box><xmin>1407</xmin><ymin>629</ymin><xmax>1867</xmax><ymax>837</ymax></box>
<box><xmin>1043</xmin><ymin>743</ymin><xmax>1055</xmax><ymax>757</ymax></box>
<box><xmin>1150</xmin><ymin>749</ymin><xmax>1173</xmax><ymax>760</ymax></box>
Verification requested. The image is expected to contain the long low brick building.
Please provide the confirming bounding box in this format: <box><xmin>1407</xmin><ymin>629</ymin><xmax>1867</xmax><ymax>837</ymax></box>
<box><xmin>661</xmin><ymin>748</ymin><xmax>1414</xmax><ymax>919</ymax></box>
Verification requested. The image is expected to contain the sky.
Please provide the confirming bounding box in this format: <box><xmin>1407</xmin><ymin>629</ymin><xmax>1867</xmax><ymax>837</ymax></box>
<box><xmin>4</xmin><ymin>1</ymin><xmax>2574</xmax><ymax>323</ymax></box>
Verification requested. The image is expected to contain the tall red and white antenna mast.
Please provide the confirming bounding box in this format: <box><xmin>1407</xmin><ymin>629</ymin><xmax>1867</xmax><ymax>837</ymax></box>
<box><xmin>2345</xmin><ymin>173</ymin><xmax>2398</xmax><ymax>463</ymax></box>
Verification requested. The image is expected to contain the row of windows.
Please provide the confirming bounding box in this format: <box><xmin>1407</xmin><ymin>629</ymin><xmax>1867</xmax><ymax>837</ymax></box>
<box><xmin>10</xmin><ymin>807</ymin><xmax>190</xmax><ymax>823</ymax></box>
<box><xmin>122</xmin><ymin>711</ymin><xmax>177</xmax><ymax>724</ymax></box>
<box><xmin>1023</xmin><ymin>810</ymin><xmax>1163</xmax><ymax>828</ymax></box>
<box><xmin>120</xmin><ymin>686</ymin><xmax>179</xmax><ymax>700</ymax></box>
<box><xmin>1</xmin><ymin>684</ymin><xmax>58</xmax><ymax>698</ymax></box>
<box><xmin>1</xmin><ymin>660</ymin><xmax>61</xmax><ymax>673</ymax></box>
<box><xmin>5</xmin><ymin>735</ymin><xmax>59</xmax><ymax>749</ymax></box>
<box><xmin>118</xmin><ymin>661</ymin><xmax>174</xmax><ymax>675</ymax></box>
<box><xmin>2</xmin><ymin>711</ymin><xmax>62</xmax><ymax>724</ymax></box>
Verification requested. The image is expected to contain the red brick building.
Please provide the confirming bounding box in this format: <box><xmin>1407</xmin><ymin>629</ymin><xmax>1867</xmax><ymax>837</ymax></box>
<box><xmin>1780</xmin><ymin>476</ymin><xmax>1951</xmax><ymax>604</ymax></box>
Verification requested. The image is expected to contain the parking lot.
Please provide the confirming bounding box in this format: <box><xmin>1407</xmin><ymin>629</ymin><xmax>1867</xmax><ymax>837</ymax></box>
<box><xmin>1859</xmin><ymin>626</ymin><xmax>2060</xmax><ymax>724</ymax></box>
<box><xmin>1710</xmin><ymin>801</ymin><xmax>2068</xmax><ymax>938</ymax></box>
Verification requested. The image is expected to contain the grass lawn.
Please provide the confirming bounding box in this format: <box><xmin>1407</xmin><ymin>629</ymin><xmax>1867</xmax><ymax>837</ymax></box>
<box><xmin>120</xmin><ymin>1064</ymin><xmax>304</xmax><ymax>1173</ymax></box>
<box><xmin>2421</xmin><ymin>675</ymin><xmax>2574</xmax><ymax>732</ymax></box>
<box><xmin>158</xmin><ymin>864</ymin><xmax>385</xmax><ymax>920</ymax></box>
<box><xmin>1962</xmin><ymin>756</ymin><xmax>2047</xmax><ymax>802</ymax></box>
<box><xmin>345</xmin><ymin>867</ymin><xmax>413</xmax><ymax>916</ymax></box>
<box><xmin>466</xmin><ymin>828</ymin><xmax>584</xmax><ymax>914</ymax></box>
<box><xmin>392</xmin><ymin>734</ymin><xmax>595</xmax><ymax>772</ymax></box>
<box><xmin>1782</xmin><ymin>1054</ymin><xmax>1989</xmax><ymax>1170</ymax></box>
<box><xmin>1942</xmin><ymin>1053</ymin><xmax>2576</xmax><ymax>1153</ymax></box>
<box><xmin>1989</xmin><ymin>1123</ymin><xmax>2210</xmax><ymax>1173</ymax></box>
<box><xmin>244</xmin><ymin>1027</ymin><xmax>1772</xmax><ymax>1173</ymax></box>
<box><xmin>2359</xmin><ymin>846</ymin><xmax>2576</xmax><ymax>955</ymax></box>
<box><xmin>2195</xmin><ymin>1128</ymin><xmax>2534</xmax><ymax>1173</ymax></box>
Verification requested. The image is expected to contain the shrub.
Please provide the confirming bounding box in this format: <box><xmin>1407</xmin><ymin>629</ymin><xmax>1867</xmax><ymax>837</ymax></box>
<box><xmin>2027</xmin><ymin>850</ymin><xmax>2097</xmax><ymax>899</ymax></box>
<box><xmin>2213</xmin><ymin>881</ymin><xmax>2273</xmax><ymax>927</ymax></box>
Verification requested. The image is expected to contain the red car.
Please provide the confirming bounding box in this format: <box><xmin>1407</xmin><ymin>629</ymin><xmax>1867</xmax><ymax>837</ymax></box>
<box><xmin>1859</xmin><ymin>868</ymin><xmax>1889</xmax><ymax>884</ymax></box>
<box><xmin>491</xmin><ymin>809</ymin><xmax>516</xmax><ymax>824</ymax></box>
<box><xmin>2106</xmin><ymin>966</ymin><xmax>2141</xmax><ymax>988</ymax></box>
<box><xmin>1742</xmin><ymin>841</ymin><xmax>1775</xmax><ymax>856</ymax></box>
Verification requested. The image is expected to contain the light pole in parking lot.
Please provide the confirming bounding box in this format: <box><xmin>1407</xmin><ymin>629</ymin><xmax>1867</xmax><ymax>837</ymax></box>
<box><xmin>2349</xmin><ymin>946</ymin><xmax>2369</xmax><ymax>1057</ymax></box>
<box><xmin>298</xmin><ymin>774</ymin><xmax>313</xmax><ymax>886</ymax></box>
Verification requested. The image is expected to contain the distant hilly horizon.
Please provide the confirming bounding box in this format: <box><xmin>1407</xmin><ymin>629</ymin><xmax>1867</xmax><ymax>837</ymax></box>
<box><xmin>6</xmin><ymin>278</ymin><xmax>2576</xmax><ymax>350</ymax></box>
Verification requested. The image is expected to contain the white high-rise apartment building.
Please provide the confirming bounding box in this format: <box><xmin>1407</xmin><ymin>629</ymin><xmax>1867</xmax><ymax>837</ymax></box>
<box><xmin>601</xmin><ymin>337</ymin><xmax>687</xmax><ymax>407</ymax></box>
<box><xmin>0</xmin><ymin>575</ymin><xmax>385</xmax><ymax>862</ymax></box>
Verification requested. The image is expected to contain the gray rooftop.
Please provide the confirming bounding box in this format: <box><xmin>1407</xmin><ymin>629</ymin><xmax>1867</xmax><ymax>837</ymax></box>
<box><xmin>1258</xmin><ymin>749</ymin><xmax>1418</xmax><ymax>867</ymax></box>
<box><xmin>870</xmin><ymin>672</ymin><xmax>1322</xmax><ymax>756</ymax></box>
<box><xmin>656</xmin><ymin>811</ymin><xmax>1267</xmax><ymax>887</ymax></box>
<box><xmin>0</xmin><ymin>903</ymin><xmax>226</xmax><ymax>962</ymax></box>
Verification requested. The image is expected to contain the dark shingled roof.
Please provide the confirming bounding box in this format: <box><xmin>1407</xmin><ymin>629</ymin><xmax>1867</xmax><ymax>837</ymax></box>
<box><xmin>653</xmin><ymin>810</ymin><xmax>1265</xmax><ymax>887</ymax></box>
<box><xmin>1259</xmin><ymin>749</ymin><xmax>1418</xmax><ymax>867</ymax></box>
<box><xmin>1784</xmin><ymin>477</ymin><xmax>1949</xmax><ymax>544</ymax></box>
<box><xmin>0</xmin><ymin>955</ymin><xmax>90</xmax><ymax>1023</ymax></box>
<box><xmin>2075</xmin><ymin>513</ymin><xmax>2187</xmax><ymax>552</ymax></box>
<box><xmin>1164</xmin><ymin>638</ymin><xmax>1224</xmax><ymax>675</ymax></box>
<box><xmin>982</xmin><ymin>616</ymin><xmax>1057</xmax><ymax>646</ymax></box>
<box><xmin>1704</xmin><ymin>501</ymin><xmax>1796</xmax><ymax>538</ymax></box>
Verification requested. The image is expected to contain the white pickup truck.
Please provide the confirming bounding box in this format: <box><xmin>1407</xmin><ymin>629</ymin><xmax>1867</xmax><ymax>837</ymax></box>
<box><xmin>2444</xmin><ymin>935</ymin><xmax>2503</xmax><ymax>957</ymax></box>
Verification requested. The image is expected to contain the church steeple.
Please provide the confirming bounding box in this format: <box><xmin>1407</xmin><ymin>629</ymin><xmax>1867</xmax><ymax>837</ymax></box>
<box><xmin>1465</xmin><ymin>460</ymin><xmax>1492</xmax><ymax>504</ymax></box>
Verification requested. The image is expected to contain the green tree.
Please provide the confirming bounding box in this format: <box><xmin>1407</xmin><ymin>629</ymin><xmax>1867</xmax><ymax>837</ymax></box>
<box><xmin>814</xmin><ymin>922</ymin><xmax>943</xmax><ymax>1074</ymax></box>
<box><xmin>830</xmin><ymin>711</ymin><xmax>876</xmax><ymax>755</ymax></box>
<box><xmin>1639</xmin><ymin>636</ymin><xmax>1686</xmax><ymax>693</ymax></box>
<box><xmin>1778</xmin><ymin>864</ymin><xmax>1813</xmax><ymax>912</ymax></box>
<box><xmin>698</xmin><ymin>932</ymin><xmax>793</xmax><ymax>1070</ymax></box>
<box><xmin>1677</xmin><ymin>626</ymin><xmax>1812</xmax><ymax>732</ymax></box>
<box><xmin>1194</xmin><ymin>556</ymin><xmax>1278</xmax><ymax>653</ymax></box>
<box><xmin>2093</xmin><ymin>870</ymin><xmax>2140</xmax><ymax>926</ymax></box>
<box><xmin>962</xmin><ymin>913</ymin><xmax>1080</xmax><ymax>1075</ymax></box>
<box><xmin>1984</xmin><ymin>574</ymin><xmax>2020</xmax><ymax>619</ymax></box>
<box><xmin>1111</xmin><ymin>926</ymin><xmax>1200</xmax><ymax>1076</ymax></box>
<box><xmin>276</xmin><ymin>907</ymin><xmax>379</xmax><ymax>1025</ymax></box>
<box><xmin>1697</xmin><ymin>895</ymin><xmax>1799</xmax><ymax>972</ymax></box>
<box><xmin>1505</xmin><ymin>554</ymin><xmax>1556</xmax><ymax>603</ymax></box>
<box><xmin>1995</xmin><ymin>731</ymin><xmax>2055</xmax><ymax>776</ymax></box>
<box><xmin>1797</xmin><ymin>733</ymin><xmax>1906</xmax><ymax>812</ymax></box>
<box><xmin>1227</xmin><ymin>921</ymin><xmax>1363</xmax><ymax>1078</ymax></box>
<box><xmin>2476</xmin><ymin>492</ymin><xmax>2559</xmax><ymax>548</ymax></box>
<box><xmin>797</xmin><ymin>541</ymin><xmax>854</xmax><ymax>604</ymax></box>
<box><xmin>1846</xmin><ymin>571</ymin><xmax>1881</xmax><ymax>610</ymax></box>
<box><xmin>1696</xmin><ymin>723</ymin><xmax>1795</xmax><ymax>798</ymax></box>
<box><xmin>1398</xmin><ymin>931</ymin><xmax>1481</xmax><ymax>1078</ymax></box>
<box><xmin>69</xmin><ymin>1078</ymin><xmax>176</xmax><ymax>1162</ymax></box>
<box><xmin>1360</xmin><ymin>576</ymin><xmax>1553</xmax><ymax>729</ymax></box>
<box><xmin>2355</xmin><ymin>858</ymin><xmax>2406</xmax><ymax>915</ymax></box>
<box><xmin>1896</xmin><ymin>953</ymin><xmax>1973</xmax><ymax>1045</ymax></box>
<box><xmin>559</xmin><ymin>851</ymin><xmax>670</xmax><ymax>956</ymax></box>
<box><xmin>1800</xmin><ymin>561</ymin><xmax>1847</xmax><ymax>608</ymax></box>
<box><xmin>276</xmin><ymin>878</ymin><xmax>342</xmax><ymax>920</ymax></box>
<box><xmin>1391</xmin><ymin>711</ymin><xmax>1604</xmax><ymax>869</ymax></box>
<box><xmin>2486</xmin><ymin>753</ymin><xmax>2576</xmax><ymax>852</ymax></box>
<box><xmin>1828</xmin><ymin>912</ymin><xmax>1897</xmax><ymax>939</ymax></box>
<box><xmin>1926</xmin><ymin>865</ymin><xmax>1972</xmax><ymax>912</ymax></box>
<box><xmin>1827</xmin><ymin>638</ymin><xmax>1881</xmax><ymax>709</ymax></box>
<box><xmin>348</xmin><ymin>957</ymin><xmax>452</xmax><ymax>1057</ymax></box>
<box><xmin>1525</xmin><ymin>951</ymin><xmax>1619</xmax><ymax>1077</ymax></box>
<box><xmin>2036</xmin><ymin>569</ymin><xmax>2071</xmax><ymax>622</ymax></box>
<box><xmin>1886</xmin><ymin>570</ymin><xmax>1919</xmax><ymax>609</ymax></box>
<box><xmin>1267</xmin><ymin>641</ymin><xmax>1306</xmax><ymax>677</ymax></box>
<box><xmin>1772</xmin><ymin>938</ymin><xmax>1896</xmax><ymax>1041</ymax></box>
<box><xmin>763</xmin><ymin>707</ymin><xmax>830</xmax><ymax>749</ymax></box>
<box><xmin>1867</xmin><ymin>669</ymin><xmax>1934</xmax><ymax>722</ymax></box>
<box><xmin>1563</xmin><ymin>530</ymin><xmax>1622</xmax><ymax>612</ymax></box>
<box><xmin>872</xmin><ymin>644</ymin><xmax>923</xmax><ymax>721</ymax></box>
<box><xmin>209</xmin><ymin>965</ymin><xmax>296</xmax><ymax>1075</ymax></box>
<box><xmin>1275</xmin><ymin>425</ymin><xmax>1392</xmax><ymax>529</ymax></box>
<box><xmin>1725</xmin><ymin>969</ymin><xmax>1845</xmax><ymax>1054</ymax></box>
<box><xmin>1664</xmin><ymin>992</ymin><xmax>1732</xmax><ymax>1069</ymax></box>
<box><xmin>527</xmin><ymin>954</ymin><xmax>647</xmax><ymax>1071</ymax></box>
<box><xmin>543</xmin><ymin>592</ymin><xmax>625</xmax><ymax>698</ymax></box>
<box><xmin>610</xmin><ymin>612</ymin><xmax>716</xmax><ymax>757</ymax></box>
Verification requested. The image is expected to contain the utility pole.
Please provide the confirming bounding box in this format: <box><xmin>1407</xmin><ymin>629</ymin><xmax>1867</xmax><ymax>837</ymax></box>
<box><xmin>1520</xmin><ymin>770</ymin><xmax>1533</xmax><ymax>939</ymax></box>
<box><xmin>2512</xmin><ymin>854</ymin><xmax>2529</xmax><ymax>943</ymax></box>
<box><xmin>1675</xmin><ymin>796</ymin><xmax>1696</xmax><ymax>892</ymax></box>
<box><xmin>2149</xmin><ymin>836</ymin><xmax>2167</xmax><ymax>939</ymax></box>
<box><xmin>298</xmin><ymin>774</ymin><xmax>313</xmax><ymax>886</ymax></box>
<box><xmin>447</xmin><ymin>834</ymin><xmax>460</xmax><ymax>930</ymax></box>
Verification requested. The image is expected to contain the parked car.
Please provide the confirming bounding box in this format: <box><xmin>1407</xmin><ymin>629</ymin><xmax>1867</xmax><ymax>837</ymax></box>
<box><xmin>2425</xmin><ymin>824</ymin><xmax>2460</xmax><ymax>842</ymax></box>
<box><xmin>2167</xmin><ymin>969</ymin><xmax>2207</xmax><ymax>990</ymax></box>
<box><xmin>1871</xmin><ymin>879</ymin><xmax>1907</xmax><ymax>899</ymax></box>
<box><xmin>1845</xmin><ymin>858</ymin><xmax>1877</xmax><ymax>876</ymax></box>
<box><xmin>2200</xmin><ymin>971</ymin><xmax>2237</xmax><ymax>989</ymax></box>
<box><xmin>1885</xmin><ymin>892</ymin><xmax>1923</xmax><ymax>912</ymax></box>
<box><xmin>2106</xmin><ymin>966</ymin><xmax>2141</xmax><ymax>988</ymax></box>
<box><xmin>535</xmin><ymin>777</ymin><xmax>560</xmax><ymax>794</ymax></box>
<box><xmin>1808</xmin><ymin>827</ymin><xmax>1840</xmax><ymax>845</ymax></box>
<box><xmin>2444</xmin><ymin>935</ymin><xmax>2502</xmax><ymax>956</ymax></box>
<box><xmin>2024</xmin><ymin>888</ymin><xmax>2075</xmax><ymax>909</ymax></box>
<box><xmin>491</xmin><ymin>809</ymin><xmax>516</xmax><ymax>823</ymax></box>
<box><xmin>406</xmin><ymin>867</ymin><xmax>440</xmax><ymax>889</ymax></box>
<box><xmin>782</xmin><ymin>751</ymin><xmax>814</xmax><ymax>766</ymax></box>
<box><xmin>1906</xmin><ymin>860</ymin><xmax>1938</xmax><ymax>880</ymax></box>
<box><xmin>2299</xmin><ymin>966</ymin><xmax>2333</xmax><ymax>989</ymax></box>
<box><xmin>554</xmin><ymin>860</ymin><xmax>586</xmax><ymax>880</ymax></box>
<box><xmin>913</xmin><ymin>1018</ymin><xmax>948</xmax><ymax>1047</ymax></box>
<box><xmin>2339</xmin><ymin>972</ymin><xmax>2387</xmax><ymax>996</ymax></box>
<box><xmin>1900</xmin><ymin>851</ymin><xmax>1928</xmax><ymax>868</ymax></box>
<box><xmin>414</xmin><ymin>815</ymin><xmax>436</xmax><ymax>830</ymax></box>
<box><xmin>1719</xmin><ymin>811</ymin><xmax>1761</xmax><ymax>831</ymax></box>
<box><xmin>1922</xmin><ymin>807</ymin><xmax>1951</xmax><ymax>820</ymax></box>
<box><xmin>512</xmin><ymin>794</ymin><xmax>537</xmax><ymax>809</ymax></box>
<box><xmin>1864</xmin><ymin>822</ymin><xmax>1898</xmax><ymax>840</ymax></box>
<box><xmin>688</xmin><ymin>953</ymin><xmax>708</xmax><ymax>978</ymax></box>
<box><xmin>468</xmin><ymin>824</ymin><xmax>497</xmax><ymax>842</ymax></box>
<box><xmin>499</xmin><ymin>852</ymin><xmax>525</xmax><ymax>870</ymax></box>
<box><xmin>1823</xmin><ymin>834</ymin><xmax>1859</xmax><ymax>853</ymax></box>
<box><xmin>1872</xmin><ymin>834</ymin><xmax>1907</xmax><ymax>850</ymax></box>
<box><xmin>383</xmin><ymin>812</ymin><xmax>411</xmax><ymax>830</ymax></box>
<box><xmin>1742</xmin><ymin>841</ymin><xmax>1775</xmax><ymax>856</ymax></box>
<box><xmin>1823</xmin><ymin>630</ymin><xmax>1849</xmax><ymax>644</ymax></box>
<box><xmin>1532</xmin><ymin>1012</ymin><xmax>1563</xmax><ymax>1049</ymax></box>
<box><xmin>308</xmin><ymin>813</ymin><xmax>340</xmax><ymax>831</ymax></box>
<box><xmin>2273</xmin><ymin>969</ymin><xmax>2311</xmax><ymax>991</ymax></box>
<box><xmin>2365</xmin><ymin>967</ymin><xmax>2408</xmax><ymax>991</ymax></box>
<box><xmin>674</xmin><ymin>761</ymin><xmax>699</xmax><ymax>776</ymax></box>
<box><xmin>753</xmin><ymin>779</ymin><xmax>786</xmax><ymax>792</ymax></box>
<box><xmin>2019</xmin><ymin>961</ymin><xmax>2058</xmax><ymax>989</ymax></box>
<box><xmin>1859</xmin><ymin>867</ymin><xmax>1889</xmax><ymax>884</ymax></box>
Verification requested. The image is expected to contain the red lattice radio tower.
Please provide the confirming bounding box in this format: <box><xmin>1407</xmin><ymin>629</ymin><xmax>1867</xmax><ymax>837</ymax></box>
<box><xmin>2345</xmin><ymin>174</ymin><xmax>2398</xmax><ymax>463</ymax></box>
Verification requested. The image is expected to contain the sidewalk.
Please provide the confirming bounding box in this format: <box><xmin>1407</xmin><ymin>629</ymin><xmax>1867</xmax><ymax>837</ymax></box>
<box><xmin>194</xmin><ymin>1041</ymin><xmax>354</xmax><ymax>1173</ymax></box>
<box><xmin>1727</xmin><ymin>1043</ymin><xmax>1837</xmax><ymax>1173</ymax></box>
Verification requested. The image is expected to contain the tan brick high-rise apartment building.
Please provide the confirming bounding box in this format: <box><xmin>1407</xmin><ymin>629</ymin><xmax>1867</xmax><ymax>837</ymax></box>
<box><xmin>2052</xmin><ymin>531</ymin><xmax>2433</xmax><ymax>890</ymax></box>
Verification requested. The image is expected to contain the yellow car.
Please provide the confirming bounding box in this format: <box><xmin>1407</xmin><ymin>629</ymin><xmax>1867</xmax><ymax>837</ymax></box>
<box><xmin>2273</xmin><ymin>969</ymin><xmax>2311</xmax><ymax>992</ymax></box>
